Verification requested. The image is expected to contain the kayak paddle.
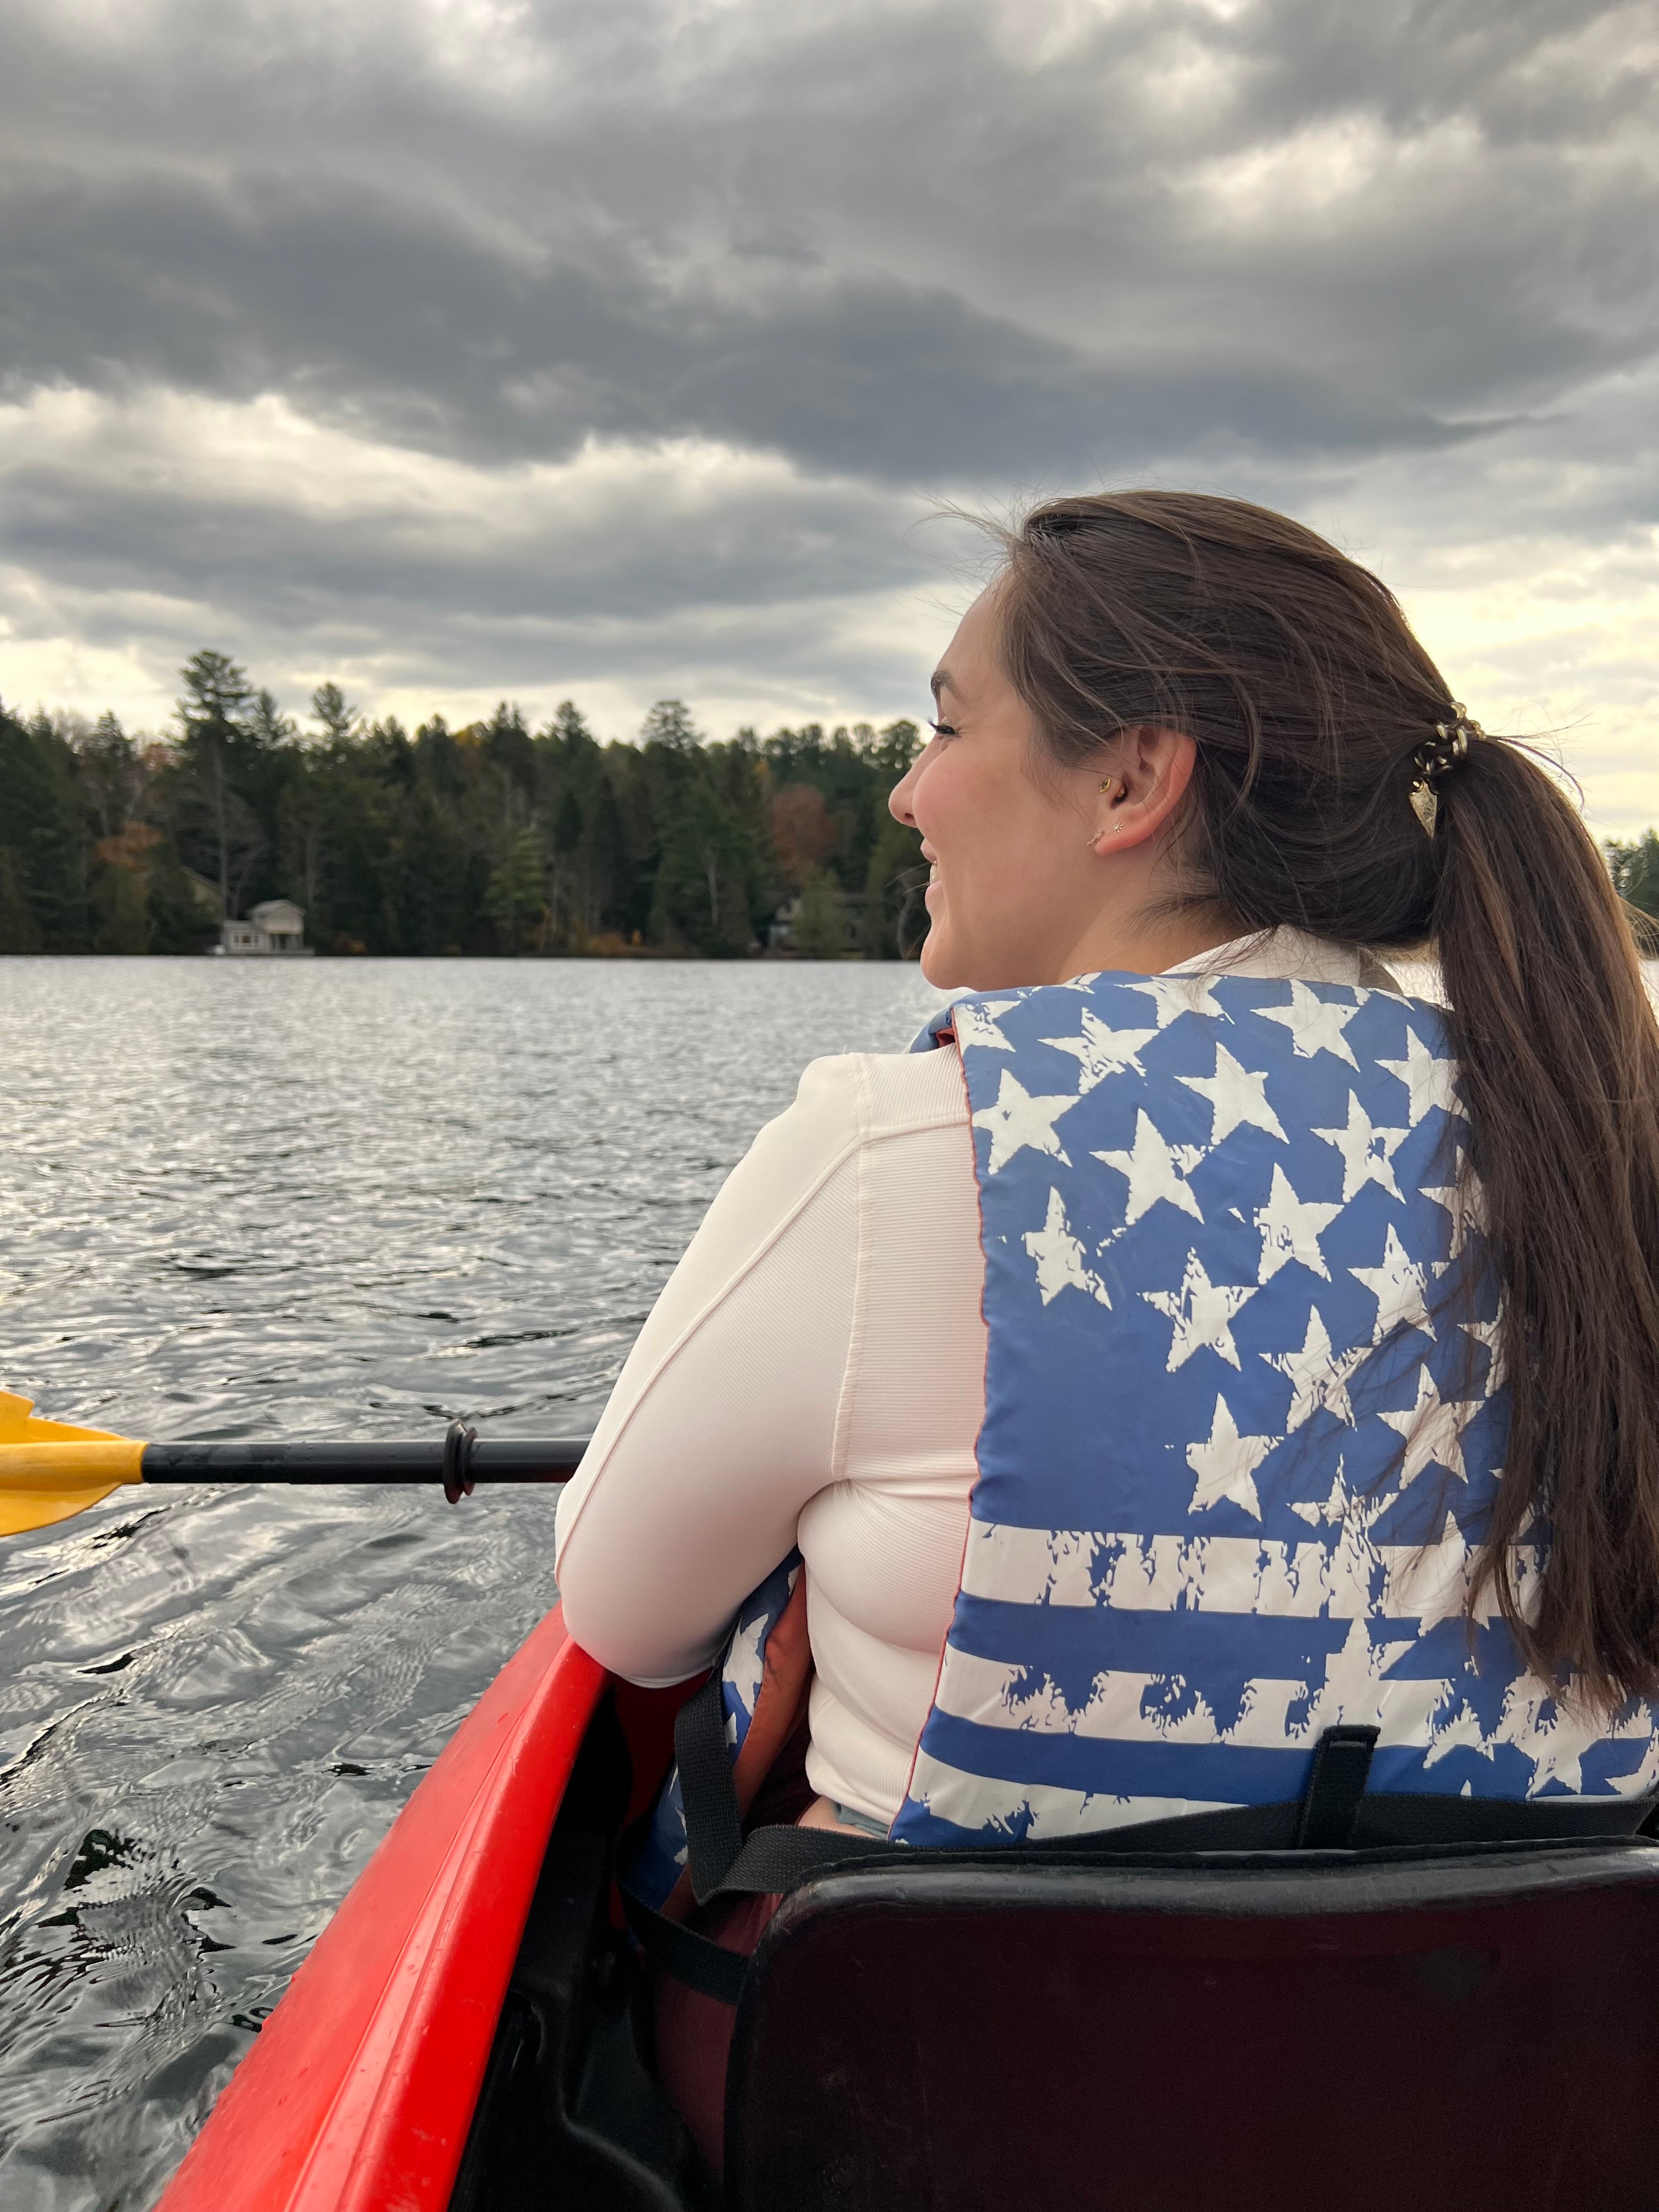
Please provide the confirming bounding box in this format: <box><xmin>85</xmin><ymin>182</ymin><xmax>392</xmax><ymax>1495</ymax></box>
<box><xmin>0</xmin><ymin>1392</ymin><xmax>589</xmax><ymax>1537</ymax></box>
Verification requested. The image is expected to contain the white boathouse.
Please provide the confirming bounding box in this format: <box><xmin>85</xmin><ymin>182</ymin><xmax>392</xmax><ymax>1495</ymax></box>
<box><xmin>219</xmin><ymin>900</ymin><xmax>313</xmax><ymax>957</ymax></box>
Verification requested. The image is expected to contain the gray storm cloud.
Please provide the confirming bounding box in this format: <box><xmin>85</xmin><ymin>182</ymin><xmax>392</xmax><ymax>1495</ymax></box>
<box><xmin>0</xmin><ymin>0</ymin><xmax>1654</xmax><ymax>754</ymax></box>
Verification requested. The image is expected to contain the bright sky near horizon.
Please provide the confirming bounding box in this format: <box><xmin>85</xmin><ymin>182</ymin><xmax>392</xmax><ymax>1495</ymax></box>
<box><xmin>1</xmin><ymin>0</ymin><xmax>1655</xmax><ymax>828</ymax></box>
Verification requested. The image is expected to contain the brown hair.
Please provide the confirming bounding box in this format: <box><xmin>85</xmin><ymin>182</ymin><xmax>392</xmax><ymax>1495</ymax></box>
<box><xmin>994</xmin><ymin>489</ymin><xmax>1659</xmax><ymax>1708</ymax></box>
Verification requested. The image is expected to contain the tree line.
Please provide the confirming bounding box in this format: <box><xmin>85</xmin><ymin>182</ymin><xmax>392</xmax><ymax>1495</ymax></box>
<box><xmin>0</xmin><ymin>652</ymin><xmax>929</xmax><ymax>958</ymax></box>
<box><xmin>11</xmin><ymin>653</ymin><xmax>1654</xmax><ymax>961</ymax></box>
<box><xmin>1607</xmin><ymin>836</ymin><xmax>1659</xmax><ymax>936</ymax></box>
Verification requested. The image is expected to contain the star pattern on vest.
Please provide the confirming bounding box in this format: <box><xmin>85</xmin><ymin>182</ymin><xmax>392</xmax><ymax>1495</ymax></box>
<box><xmin>953</xmin><ymin>998</ymin><xmax>1020</xmax><ymax>1052</ymax></box>
<box><xmin>1422</xmin><ymin>1180</ymin><xmax>1466</xmax><ymax>1254</ymax></box>
<box><xmin>1178</xmin><ymin>1041</ymin><xmax>1288</xmax><ymax>1146</ymax></box>
<box><xmin>1256</xmin><ymin>980</ymin><xmax>1363</xmax><ymax>1069</ymax></box>
<box><xmin>1459</xmin><ymin>1313</ymin><xmax>1504</xmax><ymax>1396</ymax></box>
<box><xmin>1390</xmin><ymin>1510</ymin><xmax>1479</xmax><ymax>1634</ymax></box>
<box><xmin>1494</xmin><ymin>1693</ymin><xmax>1588</xmax><ymax>1796</ymax></box>
<box><xmin>1253</xmin><ymin>1161</ymin><xmax>1342</xmax><ymax>1281</ymax></box>
<box><xmin>1144</xmin><ymin>1252</ymin><xmax>1256</xmax><ymax>1370</ymax></box>
<box><xmin>1131</xmin><ymin>973</ymin><xmax>1235</xmax><ymax>1029</ymax></box>
<box><xmin>1312</xmin><ymin>1092</ymin><xmax>1409</xmax><ymax>1202</ymax></box>
<box><xmin>1042</xmin><ymin>1006</ymin><xmax>1159</xmax><ymax>1088</ymax></box>
<box><xmin>973</xmin><ymin>1069</ymin><xmax>1077</xmax><ymax>1174</ymax></box>
<box><xmin>1024</xmin><ymin>1187</ymin><xmax>1112</xmax><ymax>1307</ymax></box>
<box><xmin>1304</xmin><ymin>1612</ymin><xmax>1423</xmax><ymax>1735</ymax></box>
<box><xmin>1423</xmin><ymin>1153</ymin><xmax>1481</xmax><ymax>1257</ymax></box>
<box><xmin>1378</xmin><ymin>1364</ymin><xmax>1474</xmax><ymax>1489</ymax></box>
<box><xmin>1267</xmin><ymin>1304</ymin><xmax>1364</xmax><ymax>1430</ymax></box>
<box><xmin>1379</xmin><ymin>1027</ymin><xmax>1455</xmax><ymax>1127</ymax></box>
<box><xmin>1092</xmin><ymin>1109</ymin><xmax>1204</xmax><ymax>1227</ymax></box>
<box><xmin>726</xmin><ymin>1610</ymin><xmax>770</xmax><ymax>1718</ymax></box>
<box><xmin>1187</xmin><ymin>1392</ymin><xmax>1277</xmax><ymax>1519</ymax></box>
<box><xmin>1351</xmin><ymin>1222</ymin><xmax>1438</xmax><ymax>1342</ymax></box>
<box><xmin>1290</xmin><ymin>1457</ymin><xmax>1354</xmax><ymax>1528</ymax></box>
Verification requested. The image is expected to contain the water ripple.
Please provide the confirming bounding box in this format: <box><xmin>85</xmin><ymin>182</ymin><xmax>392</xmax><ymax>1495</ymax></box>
<box><xmin>0</xmin><ymin>956</ymin><xmax>937</xmax><ymax>2212</ymax></box>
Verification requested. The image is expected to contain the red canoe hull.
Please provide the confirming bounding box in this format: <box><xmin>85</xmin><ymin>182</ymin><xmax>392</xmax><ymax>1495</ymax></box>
<box><xmin>158</xmin><ymin>1604</ymin><xmax>608</xmax><ymax>2212</ymax></box>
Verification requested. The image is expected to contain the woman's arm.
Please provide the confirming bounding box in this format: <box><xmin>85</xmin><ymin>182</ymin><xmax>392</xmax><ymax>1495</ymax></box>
<box><xmin>553</xmin><ymin>1054</ymin><xmax>867</xmax><ymax>1685</ymax></box>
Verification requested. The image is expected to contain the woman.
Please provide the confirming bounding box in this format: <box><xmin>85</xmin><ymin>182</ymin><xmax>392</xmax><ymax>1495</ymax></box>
<box><xmin>554</xmin><ymin>490</ymin><xmax>1659</xmax><ymax>2160</ymax></box>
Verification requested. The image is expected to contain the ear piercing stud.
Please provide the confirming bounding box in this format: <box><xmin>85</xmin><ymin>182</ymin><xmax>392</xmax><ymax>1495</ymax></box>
<box><xmin>1088</xmin><ymin>777</ymin><xmax>1124</xmax><ymax>844</ymax></box>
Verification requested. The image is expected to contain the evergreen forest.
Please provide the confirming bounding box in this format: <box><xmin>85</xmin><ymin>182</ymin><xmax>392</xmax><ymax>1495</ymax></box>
<box><xmin>8</xmin><ymin>650</ymin><xmax>1657</xmax><ymax>961</ymax></box>
<box><xmin>0</xmin><ymin>652</ymin><xmax>928</xmax><ymax>958</ymax></box>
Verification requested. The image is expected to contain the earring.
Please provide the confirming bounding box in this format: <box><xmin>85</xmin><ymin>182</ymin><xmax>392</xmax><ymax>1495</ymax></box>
<box><xmin>1086</xmin><ymin>777</ymin><xmax>1122</xmax><ymax>845</ymax></box>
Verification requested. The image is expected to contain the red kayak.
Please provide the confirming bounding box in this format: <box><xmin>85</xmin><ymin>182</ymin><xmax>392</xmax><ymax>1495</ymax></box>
<box><xmin>155</xmin><ymin>1602</ymin><xmax>1659</xmax><ymax>2212</ymax></box>
<box><xmin>155</xmin><ymin>1604</ymin><xmax>620</xmax><ymax>2212</ymax></box>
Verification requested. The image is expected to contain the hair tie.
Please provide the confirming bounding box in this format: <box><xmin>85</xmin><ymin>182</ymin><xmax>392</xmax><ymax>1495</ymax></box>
<box><xmin>1409</xmin><ymin>704</ymin><xmax>1483</xmax><ymax>834</ymax></box>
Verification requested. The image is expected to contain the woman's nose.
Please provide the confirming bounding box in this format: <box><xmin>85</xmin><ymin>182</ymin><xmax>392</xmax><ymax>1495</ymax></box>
<box><xmin>888</xmin><ymin>762</ymin><xmax>919</xmax><ymax>827</ymax></box>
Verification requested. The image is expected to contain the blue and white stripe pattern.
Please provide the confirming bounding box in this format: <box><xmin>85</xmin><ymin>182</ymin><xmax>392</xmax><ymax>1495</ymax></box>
<box><xmin>892</xmin><ymin>971</ymin><xmax>1659</xmax><ymax>1847</ymax></box>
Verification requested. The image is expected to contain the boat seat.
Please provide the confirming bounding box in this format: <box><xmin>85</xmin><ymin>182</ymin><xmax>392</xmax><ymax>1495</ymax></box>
<box><xmin>721</xmin><ymin>1837</ymin><xmax>1659</xmax><ymax>2212</ymax></box>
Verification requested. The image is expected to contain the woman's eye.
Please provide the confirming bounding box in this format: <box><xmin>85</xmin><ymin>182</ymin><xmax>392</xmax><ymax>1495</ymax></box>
<box><xmin>928</xmin><ymin>720</ymin><xmax>958</xmax><ymax>741</ymax></box>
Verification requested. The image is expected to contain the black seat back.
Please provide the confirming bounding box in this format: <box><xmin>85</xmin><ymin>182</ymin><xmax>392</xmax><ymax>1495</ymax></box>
<box><xmin>724</xmin><ymin>1840</ymin><xmax>1659</xmax><ymax>2212</ymax></box>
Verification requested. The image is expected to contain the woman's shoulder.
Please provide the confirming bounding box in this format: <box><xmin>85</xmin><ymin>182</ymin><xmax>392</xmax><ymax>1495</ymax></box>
<box><xmin>715</xmin><ymin>1045</ymin><xmax>967</xmax><ymax>1239</ymax></box>
<box><xmin>790</xmin><ymin>1040</ymin><xmax>971</xmax><ymax>1144</ymax></box>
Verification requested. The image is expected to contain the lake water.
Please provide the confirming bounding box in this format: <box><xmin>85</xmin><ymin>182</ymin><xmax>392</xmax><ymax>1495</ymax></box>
<box><xmin>0</xmin><ymin>956</ymin><xmax>941</xmax><ymax>2212</ymax></box>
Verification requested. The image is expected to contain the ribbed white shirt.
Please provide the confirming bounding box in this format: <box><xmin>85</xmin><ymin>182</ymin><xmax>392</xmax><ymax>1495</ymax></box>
<box><xmin>553</xmin><ymin>932</ymin><xmax>1381</xmax><ymax>1826</ymax></box>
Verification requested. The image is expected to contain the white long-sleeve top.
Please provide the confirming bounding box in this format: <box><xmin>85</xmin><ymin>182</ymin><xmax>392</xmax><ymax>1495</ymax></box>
<box><xmin>553</xmin><ymin>931</ymin><xmax>1383</xmax><ymax>1827</ymax></box>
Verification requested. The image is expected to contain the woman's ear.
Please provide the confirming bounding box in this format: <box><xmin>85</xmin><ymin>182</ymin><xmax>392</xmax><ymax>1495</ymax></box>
<box><xmin>1088</xmin><ymin>725</ymin><xmax>1197</xmax><ymax>854</ymax></box>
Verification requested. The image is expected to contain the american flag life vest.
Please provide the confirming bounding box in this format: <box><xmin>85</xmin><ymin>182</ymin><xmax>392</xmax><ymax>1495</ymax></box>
<box><xmin>889</xmin><ymin>969</ymin><xmax>1659</xmax><ymax>1847</ymax></box>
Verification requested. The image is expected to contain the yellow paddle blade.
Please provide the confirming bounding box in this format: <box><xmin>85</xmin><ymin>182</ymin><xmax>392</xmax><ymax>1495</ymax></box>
<box><xmin>0</xmin><ymin>1392</ymin><xmax>147</xmax><ymax>1536</ymax></box>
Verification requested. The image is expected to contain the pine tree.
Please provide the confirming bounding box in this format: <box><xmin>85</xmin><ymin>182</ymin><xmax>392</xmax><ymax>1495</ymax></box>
<box><xmin>310</xmin><ymin>682</ymin><xmax>358</xmax><ymax>745</ymax></box>
<box><xmin>249</xmin><ymin>690</ymin><xmax>298</xmax><ymax>749</ymax></box>
<box><xmin>640</xmin><ymin>699</ymin><xmax>699</xmax><ymax>751</ymax></box>
<box><xmin>487</xmin><ymin>827</ymin><xmax>548</xmax><ymax>953</ymax></box>
<box><xmin>0</xmin><ymin>707</ymin><xmax>91</xmax><ymax>948</ymax></box>
<box><xmin>177</xmin><ymin>650</ymin><xmax>256</xmax><ymax>918</ymax></box>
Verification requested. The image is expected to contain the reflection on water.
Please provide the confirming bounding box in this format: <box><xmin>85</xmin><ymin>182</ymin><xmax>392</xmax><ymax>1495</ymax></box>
<box><xmin>0</xmin><ymin>957</ymin><xmax>939</xmax><ymax>2212</ymax></box>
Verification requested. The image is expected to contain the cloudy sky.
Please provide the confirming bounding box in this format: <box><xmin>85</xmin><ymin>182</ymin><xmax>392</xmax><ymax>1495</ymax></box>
<box><xmin>2</xmin><ymin>0</ymin><xmax>1655</xmax><ymax>823</ymax></box>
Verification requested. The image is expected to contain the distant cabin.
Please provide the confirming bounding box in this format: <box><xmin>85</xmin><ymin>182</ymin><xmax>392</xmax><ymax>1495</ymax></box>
<box><xmin>768</xmin><ymin>888</ymin><xmax>867</xmax><ymax>954</ymax></box>
<box><xmin>219</xmin><ymin>900</ymin><xmax>313</xmax><ymax>958</ymax></box>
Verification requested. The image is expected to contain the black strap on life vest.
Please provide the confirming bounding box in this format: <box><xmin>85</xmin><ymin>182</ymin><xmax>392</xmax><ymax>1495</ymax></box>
<box><xmin>1297</xmin><ymin>1722</ymin><xmax>1381</xmax><ymax>1847</ymax></box>
<box><xmin>620</xmin><ymin>1669</ymin><xmax>1659</xmax><ymax>2007</ymax></box>
<box><xmin>675</xmin><ymin>1669</ymin><xmax>747</xmax><ymax>1905</ymax></box>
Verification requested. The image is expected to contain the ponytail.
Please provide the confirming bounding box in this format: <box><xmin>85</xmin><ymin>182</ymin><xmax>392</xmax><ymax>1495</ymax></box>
<box><xmin>1436</xmin><ymin>741</ymin><xmax>1659</xmax><ymax>1705</ymax></box>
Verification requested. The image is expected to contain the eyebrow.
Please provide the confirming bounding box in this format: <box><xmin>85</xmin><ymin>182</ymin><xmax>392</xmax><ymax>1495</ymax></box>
<box><xmin>930</xmin><ymin>667</ymin><xmax>958</xmax><ymax>703</ymax></box>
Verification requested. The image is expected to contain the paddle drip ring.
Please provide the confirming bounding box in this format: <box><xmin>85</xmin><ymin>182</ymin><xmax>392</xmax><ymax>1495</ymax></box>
<box><xmin>442</xmin><ymin>1419</ymin><xmax>477</xmax><ymax>1504</ymax></box>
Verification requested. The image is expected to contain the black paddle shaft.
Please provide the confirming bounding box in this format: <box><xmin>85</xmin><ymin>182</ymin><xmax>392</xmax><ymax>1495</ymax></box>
<box><xmin>138</xmin><ymin>1424</ymin><xmax>589</xmax><ymax>1496</ymax></box>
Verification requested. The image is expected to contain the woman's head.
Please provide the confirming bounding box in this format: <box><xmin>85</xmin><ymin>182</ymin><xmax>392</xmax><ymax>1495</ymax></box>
<box><xmin>892</xmin><ymin>490</ymin><xmax>1471</xmax><ymax>990</ymax></box>
<box><xmin>888</xmin><ymin>579</ymin><xmax>1207</xmax><ymax>990</ymax></box>
<box><xmin>897</xmin><ymin>488</ymin><xmax>1659</xmax><ymax>1710</ymax></box>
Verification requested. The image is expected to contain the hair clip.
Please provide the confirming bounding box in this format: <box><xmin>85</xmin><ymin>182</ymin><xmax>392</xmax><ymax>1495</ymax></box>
<box><xmin>1409</xmin><ymin>704</ymin><xmax>1483</xmax><ymax>836</ymax></box>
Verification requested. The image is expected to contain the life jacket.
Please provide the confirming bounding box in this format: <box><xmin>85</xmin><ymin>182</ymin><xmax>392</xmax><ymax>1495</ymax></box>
<box><xmin>894</xmin><ymin>968</ymin><xmax>1659</xmax><ymax>1842</ymax></box>
<box><xmin>632</xmin><ymin>969</ymin><xmax>1659</xmax><ymax>1908</ymax></box>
